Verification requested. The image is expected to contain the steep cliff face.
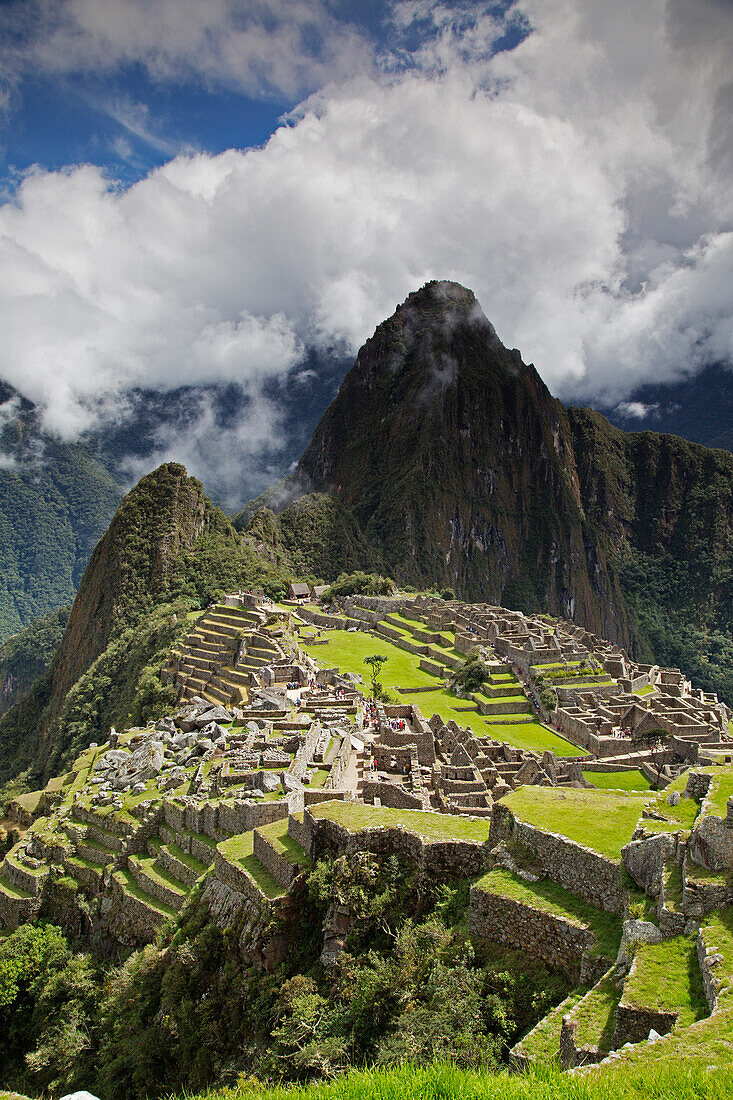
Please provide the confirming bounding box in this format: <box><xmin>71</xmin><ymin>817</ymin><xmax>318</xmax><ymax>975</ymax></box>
<box><xmin>294</xmin><ymin>281</ymin><xmax>630</xmax><ymax>642</ymax></box>
<box><xmin>568</xmin><ymin>408</ymin><xmax>733</xmax><ymax>693</ymax></box>
<box><xmin>46</xmin><ymin>463</ymin><xmax>229</xmax><ymax>717</ymax></box>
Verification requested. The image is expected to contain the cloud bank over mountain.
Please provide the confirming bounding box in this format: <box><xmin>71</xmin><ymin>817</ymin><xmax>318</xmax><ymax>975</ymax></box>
<box><xmin>0</xmin><ymin>0</ymin><xmax>731</xmax><ymax>496</ymax></box>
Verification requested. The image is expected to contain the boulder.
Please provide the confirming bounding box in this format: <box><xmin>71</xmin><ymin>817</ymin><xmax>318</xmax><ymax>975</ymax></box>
<box><xmin>616</xmin><ymin>919</ymin><xmax>663</xmax><ymax>966</ymax></box>
<box><xmin>261</xmin><ymin>772</ymin><xmax>281</xmax><ymax>793</ymax></box>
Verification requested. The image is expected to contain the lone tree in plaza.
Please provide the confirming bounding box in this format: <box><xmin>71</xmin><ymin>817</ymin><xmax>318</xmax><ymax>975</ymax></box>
<box><xmin>364</xmin><ymin>654</ymin><xmax>389</xmax><ymax>699</ymax></box>
<box><xmin>633</xmin><ymin>725</ymin><xmax>672</xmax><ymax>788</ymax></box>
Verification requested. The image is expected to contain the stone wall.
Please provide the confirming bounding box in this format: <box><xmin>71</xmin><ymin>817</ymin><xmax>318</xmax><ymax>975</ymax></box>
<box><xmin>490</xmin><ymin>804</ymin><xmax>625</xmax><ymax>914</ymax></box>
<box><xmin>468</xmin><ymin>885</ymin><xmax>609</xmax><ymax>983</ymax></box>
<box><xmin>686</xmin><ymin>771</ymin><xmax>713</xmax><ymax>801</ymax></box>
<box><xmin>287</xmin><ymin>813</ymin><xmax>311</xmax><ymax>852</ymax></box>
<box><xmin>361</xmin><ymin>780</ymin><xmax>427</xmax><ymax>811</ymax></box>
<box><xmin>306</xmin><ymin>810</ymin><xmax>490</xmax><ymax>881</ymax></box>
<box><xmin>558</xmin><ymin>1016</ymin><xmax>605</xmax><ymax>1070</ymax></box>
<box><xmin>106</xmin><ymin>873</ymin><xmax>165</xmax><ymax>945</ymax></box>
<box><xmin>688</xmin><ymin>813</ymin><xmax>733</xmax><ymax>873</ymax></box>
<box><xmin>0</xmin><ymin>885</ymin><xmax>40</xmax><ymax>930</ymax></box>
<box><xmin>212</xmin><ymin>847</ymin><xmax>276</xmax><ymax>912</ymax></box>
<box><xmin>325</xmin><ymin>733</ymin><xmax>352</xmax><ymax>790</ymax></box>
<box><xmin>612</xmin><ymin>955</ymin><xmax>678</xmax><ymax>1045</ymax></box>
<box><xmin>253</xmin><ymin>830</ymin><xmax>297</xmax><ymax>888</ymax></box>
<box><xmin>697</xmin><ymin>926</ymin><xmax>722</xmax><ymax>1012</ymax></box>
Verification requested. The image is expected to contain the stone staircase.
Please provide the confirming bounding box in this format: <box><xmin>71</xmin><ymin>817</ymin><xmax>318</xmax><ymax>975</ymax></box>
<box><xmin>164</xmin><ymin>603</ymin><xmax>272</xmax><ymax>707</ymax></box>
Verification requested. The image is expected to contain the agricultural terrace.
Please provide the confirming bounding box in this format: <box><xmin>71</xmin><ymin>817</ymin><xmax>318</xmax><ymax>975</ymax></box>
<box><xmin>308</xmin><ymin>799</ymin><xmax>493</xmax><ymax>843</ymax></box>
<box><xmin>499</xmin><ymin>787</ymin><xmax>647</xmax><ymax>860</ymax></box>
<box><xmin>298</xmin><ymin>627</ymin><xmax>583</xmax><ymax>758</ymax></box>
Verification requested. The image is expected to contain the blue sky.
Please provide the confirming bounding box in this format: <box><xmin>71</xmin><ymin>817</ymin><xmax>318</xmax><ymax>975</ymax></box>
<box><xmin>0</xmin><ymin>1</ymin><xmax>526</xmax><ymax>187</ymax></box>
<box><xmin>0</xmin><ymin>0</ymin><xmax>730</xmax><ymax>499</ymax></box>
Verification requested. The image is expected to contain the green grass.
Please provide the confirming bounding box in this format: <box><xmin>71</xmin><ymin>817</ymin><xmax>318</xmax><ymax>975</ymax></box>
<box><xmin>181</xmin><ymin>1057</ymin><xmax>733</xmax><ymax>1100</ymax></box>
<box><xmin>475</xmin><ymin>868</ymin><xmax>621</xmax><ymax>960</ymax></box>
<box><xmin>66</xmin><ymin>853</ymin><xmax>107</xmax><ymax>872</ymax></box>
<box><xmin>217</xmin><ymin>831</ymin><xmax>286</xmax><ymax>899</ymax></box>
<box><xmin>113</xmin><ymin>868</ymin><xmax>177</xmax><ymax>917</ymax></box>
<box><xmin>704</xmin><ymin>768</ymin><xmax>733</xmax><ymax>819</ymax></box>
<box><xmin>487</xmin><ymin>722</ymin><xmax>586</xmax><ymax>756</ymax></box>
<box><xmin>531</xmin><ymin>661</ymin><xmax>584</xmax><ymax>672</ymax></box>
<box><xmin>567</xmin><ymin>969</ymin><xmax>622</xmax><ymax>1053</ymax></box>
<box><xmin>164</xmin><ymin>843</ymin><xmax>209</xmax><ymax>874</ymax></box>
<box><xmin>582</xmin><ymin>770</ymin><xmax>651</xmax><ymax>791</ymax></box>
<box><xmin>302</xmin><ymin>626</ymin><xmax>585</xmax><ymax>758</ymax></box>
<box><xmin>301</xmin><ymin>630</ymin><xmax>441</xmax><ymax>690</ymax></box>
<box><xmin>256</xmin><ymin>818</ymin><xmax>310</xmax><ymax>867</ymax></box>
<box><xmin>309</xmin><ymin>799</ymin><xmax>492</xmax><ymax>843</ymax></box>
<box><xmin>643</xmin><ymin>777</ymin><xmax>700</xmax><ymax>833</ymax></box>
<box><xmin>621</xmin><ymin>937</ymin><xmax>707</xmax><ymax>1027</ymax></box>
<box><xmin>634</xmin><ymin>684</ymin><xmax>655</xmax><ymax>696</ymax></box>
<box><xmin>554</xmin><ymin>680</ymin><xmax>614</xmax><ymax>691</ymax></box>
<box><xmin>0</xmin><ymin>873</ymin><xmax>33</xmax><ymax>899</ymax></box>
<box><xmin>129</xmin><ymin>854</ymin><xmax>187</xmax><ymax>896</ymax></box>
<box><xmin>501</xmin><ymin>787</ymin><xmax>646</xmax><ymax>860</ymax></box>
<box><xmin>515</xmin><ymin>988</ymin><xmax>587</xmax><ymax>1063</ymax></box>
<box><xmin>309</xmin><ymin>768</ymin><xmax>330</xmax><ymax>789</ymax></box>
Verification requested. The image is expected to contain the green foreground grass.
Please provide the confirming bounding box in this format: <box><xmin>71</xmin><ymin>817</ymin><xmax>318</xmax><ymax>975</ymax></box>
<box><xmin>181</xmin><ymin>1059</ymin><xmax>733</xmax><ymax>1100</ymax></box>
<box><xmin>501</xmin><ymin>788</ymin><xmax>646</xmax><ymax>860</ymax></box>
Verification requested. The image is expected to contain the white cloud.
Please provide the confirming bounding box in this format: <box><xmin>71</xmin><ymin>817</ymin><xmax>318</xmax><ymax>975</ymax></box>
<box><xmin>1</xmin><ymin>0</ymin><xmax>373</xmax><ymax>100</ymax></box>
<box><xmin>0</xmin><ymin>0</ymin><xmax>731</xmax><ymax>497</ymax></box>
<box><xmin>615</xmin><ymin>401</ymin><xmax>659</xmax><ymax>420</ymax></box>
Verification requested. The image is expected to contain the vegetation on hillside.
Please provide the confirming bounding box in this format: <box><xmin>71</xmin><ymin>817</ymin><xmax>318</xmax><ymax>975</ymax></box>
<box><xmin>0</xmin><ymin>440</ymin><xmax>121</xmax><ymax>643</ymax></box>
<box><xmin>0</xmin><ymin>608</ymin><xmax>69</xmax><ymax>718</ymax></box>
<box><xmin>0</xmin><ymin>855</ymin><xmax>569</xmax><ymax>1100</ymax></box>
<box><xmin>0</xmin><ymin>468</ymin><xmax>300</xmax><ymax>789</ymax></box>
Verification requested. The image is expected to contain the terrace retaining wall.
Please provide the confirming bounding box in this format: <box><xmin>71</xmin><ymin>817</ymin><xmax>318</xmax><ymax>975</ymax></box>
<box><xmin>305</xmin><ymin>810</ymin><xmax>490</xmax><ymax>881</ymax></box>
<box><xmin>361</xmin><ymin>780</ymin><xmax>427</xmax><ymax>811</ymax></box>
<box><xmin>469</xmin><ymin>884</ymin><xmax>609</xmax><ymax>984</ymax></box>
<box><xmin>253</xmin><ymin>830</ymin><xmax>298</xmax><ymax>888</ymax></box>
<box><xmin>489</xmin><ymin>804</ymin><xmax>625</xmax><ymax>914</ymax></box>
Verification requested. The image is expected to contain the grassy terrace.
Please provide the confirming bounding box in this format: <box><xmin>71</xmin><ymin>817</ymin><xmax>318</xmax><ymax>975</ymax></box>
<box><xmin>129</xmin><ymin>854</ymin><xmax>187</xmax><ymax>897</ymax></box>
<box><xmin>0</xmin><ymin>873</ymin><xmax>33</xmax><ymax>899</ymax></box>
<box><xmin>704</xmin><ymin>768</ymin><xmax>733</xmax><ymax>818</ymax></box>
<box><xmin>300</xmin><ymin>629</ymin><xmax>439</xmax><ymax>689</ymax></box>
<box><xmin>567</xmin><ymin>969</ymin><xmax>622</xmax><ymax>1054</ymax></box>
<box><xmin>112</xmin><ymin>868</ymin><xmax>176</xmax><ymax>917</ymax></box>
<box><xmin>301</xmin><ymin>627</ymin><xmax>584</xmax><ymax>757</ymax></box>
<box><xmin>582</xmin><ymin>770</ymin><xmax>651</xmax><ymax>791</ymax></box>
<box><xmin>474</xmin><ymin>868</ymin><xmax>622</xmax><ymax>960</ymax></box>
<box><xmin>308</xmin><ymin>799</ymin><xmax>492</xmax><ymax>843</ymax></box>
<box><xmin>591</xmin><ymin>906</ymin><xmax>733</xmax><ymax>1073</ymax></box>
<box><xmin>515</xmin><ymin>988</ymin><xmax>586</xmax><ymax>1063</ymax></box>
<box><xmin>217</xmin><ymin>831</ymin><xmax>286</xmax><ymax>899</ymax></box>
<box><xmin>256</xmin><ymin>818</ymin><xmax>310</xmax><ymax>867</ymax></box>
<box><xmin>621</xmin><ymin>937</ymin><xmax>707</xmax><ymax>1027</ymax></box>
<box><xmin>500</xmin><ymin>787</ymin><xmax>646</xmax><ymax>860</ymax></box>
<box><xmin>641</xmin><ymin>772</ymin><xmax>700</xmax><ymax>834</ymax></box>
